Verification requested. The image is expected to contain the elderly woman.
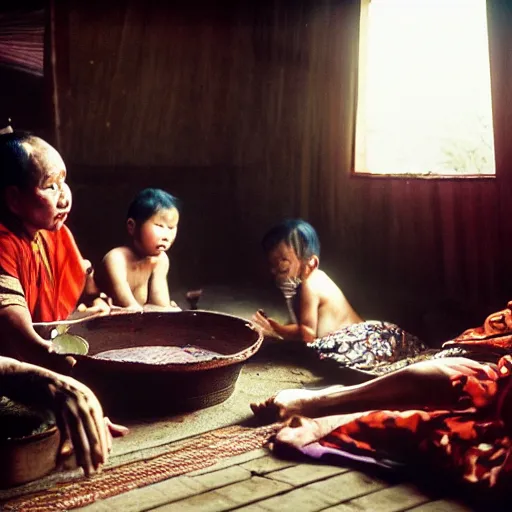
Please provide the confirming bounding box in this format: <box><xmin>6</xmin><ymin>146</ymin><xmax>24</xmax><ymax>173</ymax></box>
<box><xmin>0</xmin><ymin>128</ymin><xmax>109</xmax><ymax>369</ymax></box>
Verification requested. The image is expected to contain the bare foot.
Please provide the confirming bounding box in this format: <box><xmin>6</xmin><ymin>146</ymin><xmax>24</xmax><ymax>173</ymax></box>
<box><xmin>250</xmin><ymin>388</ymin><xmax>320</xmax><ymax>421</ymax></box>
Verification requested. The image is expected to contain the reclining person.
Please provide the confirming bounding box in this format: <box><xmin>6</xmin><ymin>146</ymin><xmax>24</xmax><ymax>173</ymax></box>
<box><xmin>252</xmin><ymin>301</ymin><xmax>512</xmax><ymax>493</ymax></box>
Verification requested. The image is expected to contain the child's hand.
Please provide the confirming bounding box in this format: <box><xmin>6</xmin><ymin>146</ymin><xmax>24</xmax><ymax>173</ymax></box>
<box><xmin>112</xmin><ymin>304</ymin><xmax>144</xmax><ymax>313</ymax></box>
<box><xmin>142</xmin><ymin>303</ymin><xmax>181</xmax><ymax>313</ymax></box>
<box><xmin>170</xmin><ymin>300</ymin><xmax>181</xmax><ymax>311</ymax></box>
<box><xmin>251</xmin><ymin>310</ymin><xmax>283</xmax><ymax>339</ymax></box>
<box><xmin>76</xmin><ymin>293</ymin><xmax>112</xmax><ymax>317</ymax></box>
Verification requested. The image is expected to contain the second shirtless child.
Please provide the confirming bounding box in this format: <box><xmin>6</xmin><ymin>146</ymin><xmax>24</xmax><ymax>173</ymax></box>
<box><xmin>252</xmin><ymin>219</ymin><xmax>426</xmax><ymax>374</ymax></box>
<box><xmin>98</xmin><ymin>188</ymin><xmax>181</xmax><ymax>311</ymax></box>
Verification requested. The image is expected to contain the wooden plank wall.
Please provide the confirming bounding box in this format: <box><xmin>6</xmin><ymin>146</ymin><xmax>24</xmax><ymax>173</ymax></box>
<box><xmin>48</xmin><ymin>0</ymin><xmax>512</xmax><ymax>344</ymax></box>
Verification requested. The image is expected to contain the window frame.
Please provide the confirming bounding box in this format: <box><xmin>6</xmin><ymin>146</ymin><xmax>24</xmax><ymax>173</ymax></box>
<box><xmin>351</xmin><ymin>0</ymin><xmax>497</xmax><ymax>181</ymax></box>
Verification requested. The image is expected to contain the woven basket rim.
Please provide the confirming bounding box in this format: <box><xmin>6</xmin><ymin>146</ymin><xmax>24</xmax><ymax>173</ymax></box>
<box><xmin>67</xmin><ymin>309</ymin><xmax>264</xmax><ymax>371</ymax></box>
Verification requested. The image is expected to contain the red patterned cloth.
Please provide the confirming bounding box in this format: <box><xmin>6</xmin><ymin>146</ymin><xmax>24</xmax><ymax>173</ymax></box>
<box><xmin>443</xmin><ymin>301</ymin><xmax>512</xmax><ymax>352</ymax></box>
<box><xmin>289</xmin><ymin>356</ymin><xmax>512</xmax><ymax>489</ymax></box>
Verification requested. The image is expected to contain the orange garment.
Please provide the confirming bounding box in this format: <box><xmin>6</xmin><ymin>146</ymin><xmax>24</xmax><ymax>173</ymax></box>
<box><xmin>0</xmin><ymin>222</ymin><xmax>86</xmax><ymax>322</ymax></box>
<box><xmin>443</xmin><ymin>301</ymin><xmax>512</xmax><ymax>352</ymax></box>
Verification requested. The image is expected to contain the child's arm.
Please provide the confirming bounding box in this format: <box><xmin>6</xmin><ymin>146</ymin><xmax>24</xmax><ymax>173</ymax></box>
<box><xmin>75</xmin><ymin>261</ymin><xmax>111</xmax><ymax>316</ymax></box>
<box><xmin>101</xmin><ymin>250</ymin><xmax>142</xmax><ymax>310</ymax></box>
<box><xmin>147</xmin><ymin>253</ymin><xmax>175</xmax><ymax>308</ymax></box>
<box><xmin>269</xmin><ymin>316</ymin><xmax>317</xmax><ymax>342</ymax></box>
<box><xmin>252</xmin><ymin>285</ymin><xmax>319</xmax><ymax>342</ymax></box>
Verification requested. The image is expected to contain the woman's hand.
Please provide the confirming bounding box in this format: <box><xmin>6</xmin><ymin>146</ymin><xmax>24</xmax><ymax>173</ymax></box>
<box><xmin>0</xmin><ymin>358</ymin><xmax>129</xmax><ymax>476</ymax></box>
<box><xmin>48</xmin><ymin>373</ymin><xmax>125</xmax><ymax>476</ymax></box>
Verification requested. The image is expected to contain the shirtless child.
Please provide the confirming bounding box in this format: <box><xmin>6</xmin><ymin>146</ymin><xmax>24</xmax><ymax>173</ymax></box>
<box><xmin>251</xmin><ymin>219</ymin><xmax>425</xmax><ymax>373</ymax></box>
<box><xmin>252</xmin><ymin>219</ymin><xmax>362</xmax><ymax>342</ymax></box>
<box><xmin>99</xmin><ymin>188</ymin><xmax>181</xmax><ymax>311</ymax></box>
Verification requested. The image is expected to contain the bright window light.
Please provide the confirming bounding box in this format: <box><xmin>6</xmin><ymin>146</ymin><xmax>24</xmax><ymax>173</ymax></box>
<box><xmin>354</xmin><ymin>0</ymin><xmax>495</xmax><ymax>177</ymax></box>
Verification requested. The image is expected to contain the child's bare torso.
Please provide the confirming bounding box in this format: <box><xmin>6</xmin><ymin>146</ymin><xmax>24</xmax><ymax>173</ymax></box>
<box><xmin>296</xmin><ymin>269</ymin><xmax>362</xmax><ymax>338</ymax></box>
<box><xmin>114</xmin><ymin>247</ymin><xmax>161</xmax><ymax>306</ymax></box>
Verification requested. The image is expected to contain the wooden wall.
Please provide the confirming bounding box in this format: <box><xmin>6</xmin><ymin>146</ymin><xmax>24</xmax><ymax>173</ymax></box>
<box><xmin>47</xmin><ymin>0</ymin><xmax>512</xmax><ymax>344</ymax></box>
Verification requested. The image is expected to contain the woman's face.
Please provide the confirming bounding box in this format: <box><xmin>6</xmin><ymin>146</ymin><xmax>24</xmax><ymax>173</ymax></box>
<box><xmin>14</xmin><ymin>138</ymin><xmax>72</xmax><ymax>236</ymax></box>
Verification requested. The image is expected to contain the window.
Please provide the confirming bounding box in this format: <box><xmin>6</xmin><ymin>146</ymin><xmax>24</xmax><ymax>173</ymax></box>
<box><xmin>354</xmin><ymin>0</ymin><xmax>495</xmax><ymax>177</ymax></box>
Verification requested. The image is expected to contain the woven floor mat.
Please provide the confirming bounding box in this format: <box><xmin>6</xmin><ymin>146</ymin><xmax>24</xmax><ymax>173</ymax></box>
<box><xmin>2</xmin><ymin>423</ymin><xmax>280</xmax><ymax>512</ymax></box>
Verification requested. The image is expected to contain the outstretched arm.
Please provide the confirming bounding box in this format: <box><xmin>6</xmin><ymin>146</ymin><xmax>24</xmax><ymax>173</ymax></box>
<box><xmin>252</xmin><ymin>284</ymin><xmax>319</xmax><ymax>342</ymax></box>
<box><xmin>0</xmin><ymin>356</ymin><xmax>128</xmax><ymax>476</ymax></box>
<box><xmin>251</xmin><ymin>357</ymin><xmax>486</xmax><ymax>420</ymax></box>
<box><xmin>75</xmin><ymin>261</ymin><xmax>111</xmax><ymax>316</ymax></box>
<box><xmin>251</xmin><ymin>311</ymin><xmax>315</xmax><ymax>342</ymax></box>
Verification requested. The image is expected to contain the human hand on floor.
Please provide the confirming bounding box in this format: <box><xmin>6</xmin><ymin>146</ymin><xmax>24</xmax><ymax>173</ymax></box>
<box><xmin>49</xmin><ymin>373</ymin><xmax>129</xmax><ymax>476</ymax></box>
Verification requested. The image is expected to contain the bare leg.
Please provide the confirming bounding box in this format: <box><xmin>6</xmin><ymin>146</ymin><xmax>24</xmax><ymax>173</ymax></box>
<box><xmin>251</xmin><ymin>357</ymin><xmax>487</xmax><ymax>420</ymax></box>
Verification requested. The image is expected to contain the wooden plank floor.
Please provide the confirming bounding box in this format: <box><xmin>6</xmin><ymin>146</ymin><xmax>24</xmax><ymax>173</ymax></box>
<box><xmin>75</xmin><ymin>447</ymin><xmax>474</xmax><ymax>512</ymax></box>
<box><xmin>0</xmin><ymin>288</ymin><xmax>494</xmax><ymax>511</ymax></box>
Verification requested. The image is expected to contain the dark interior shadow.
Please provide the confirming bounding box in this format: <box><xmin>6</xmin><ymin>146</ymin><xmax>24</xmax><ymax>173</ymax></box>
<box><xmin>268</xmin><ymin>442</ymin><xmax>509</xmax><ymax>511</ymax></box>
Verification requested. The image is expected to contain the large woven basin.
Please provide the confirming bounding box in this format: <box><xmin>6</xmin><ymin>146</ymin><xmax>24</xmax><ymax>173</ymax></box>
<box><xmin>65</xmin><ymin>310</ymin><xmax>263</xmax><ymax>417</ymax></box>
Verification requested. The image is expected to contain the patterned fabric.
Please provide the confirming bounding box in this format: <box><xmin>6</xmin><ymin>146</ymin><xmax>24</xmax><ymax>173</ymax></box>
<box><xmin>292</xmin><ymin>356</ymin><xmax>512</xmax><ymax>490</ymax></box>
<box><xmin>0</xmin><ymin>223</ymin><xmax>87</xmax><ymax>322</ymax></box>
<box><xmin>308</xmin><ymin>320</ymin><xmax>428</xmax><ymax>375</ymax></box>
<box><xmin>357</xmin><ymin>300</ymin><xmax>512</xmax><ymax>376</ymax></box>
<box><xmin>0</xmin><ymin>273</ymin><xmax>27</xmax><ymax>309</ymax></box>
<box><xmin>444</xmin><ymin>300</ymin><xmax>512</xmax><ymax>352</ymax></box>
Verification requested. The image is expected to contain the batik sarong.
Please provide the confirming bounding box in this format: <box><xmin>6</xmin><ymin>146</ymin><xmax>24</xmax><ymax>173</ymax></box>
<box><xmin>308</xmin><ymin>320</ymin><xmax>428</xmax><ymax>375</ymax></box>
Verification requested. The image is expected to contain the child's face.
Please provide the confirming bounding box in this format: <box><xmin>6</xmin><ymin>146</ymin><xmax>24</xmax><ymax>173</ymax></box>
<box><xmin>135</xmin><ymin>207</ymin><xmax>179</xmax><ymax>257</ymax></box>
<box><xmin>11</xmin><ymin>138</ymin><xmax>71</xmax><ymax>236</ymax></box>
<box><xmin>267</xmin><ymin>241</ymin><xmax>304</xmax><ymax>285</ymax></box>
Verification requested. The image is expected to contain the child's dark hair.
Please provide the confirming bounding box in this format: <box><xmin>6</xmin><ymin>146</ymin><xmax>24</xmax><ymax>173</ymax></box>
<box><xmin>126</xmin><ymin>188</ymin><xmax>180</xmax><ymax>223</ymax></box>
<box><xmin>0</xmin><ymin>131</ymin><xmax>36</xmax><ymax>192</ymax></box>
<box><xmin>262</xmin><ymin>219</ymin><xmax>320</xmax><ymax>260</ymax></box>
